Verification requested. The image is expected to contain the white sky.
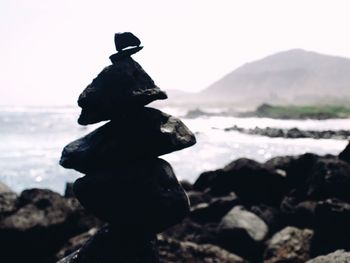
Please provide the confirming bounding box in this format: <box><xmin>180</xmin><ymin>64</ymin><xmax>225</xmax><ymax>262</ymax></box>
<box><xmin>1</xmin><ymin>0</ymin><xmax>350</xmax><ymax>106</ymax></box>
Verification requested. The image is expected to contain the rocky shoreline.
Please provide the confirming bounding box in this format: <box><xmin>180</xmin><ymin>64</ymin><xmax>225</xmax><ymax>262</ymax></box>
<box><xmin>225</xmin><ymin>125</ymin><xmax>350</xmax><ymax>140</ymax></box>
<box><xmin>0</xmin><ymin>142</ymin><xmax>349</xmax><ymax>262</ymax></box>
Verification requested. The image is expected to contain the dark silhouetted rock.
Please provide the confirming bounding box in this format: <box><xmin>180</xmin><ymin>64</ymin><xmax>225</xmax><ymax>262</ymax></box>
<box><xmin>61</xmin><ymin>108</ymin><xmax>196</xmax><ymax>173</ymax></box>
<box><xmin>280</xmin><ymin>192</ymin><xmax>317</xmax><ymax>228</ymax></box>
<box><xmin>114</xmin><ymin>32</ymin><xmax>141</xmax><ymax>51</ymax></box>
<box><xmin>190</xmin><ymin>193</ymin><xmax>239</xmax><ymax>223</ymax></box>
<box><xmin>250</xmin><ymin>204</ymin><xmax>283</xmax><ymax>234</ymax></box>
<box><xmin>264</xmin><ymin>226</ymin><xmax>314</xmax><ymax>263</ymax></box>
<box><xmin>57</xmin><ymin>226</ymin><xmax>159</xmax><ymax>263</ymax></box>
<box><xmin>73</xmin><ymin>158</ymin><xmax>190</xmax><ymax>233</ymax></box>
<box><xmin>162</xmin><ymin>218</ymin><xmax>218</xmax><ymax>245</ymax></box>
<box><xmin>0</xmin><ymin>189</ymin><xmax>76</xmax><ymax>263</ymax></box>
<box><xmin>77</xmin><ymin>58</ymin><xmax>167</xmax><ymax>125</ymax></box>
<box><xmin>217</xmin><ymin>206</ymin><xmax>268</xmax><ymax>261</ymax></box>
<box><xmin>264</xmin><ymin>155</ymin><xmax>297</xmax><ymax>172</ymax></box>
<box><xmin>311</xmin><ymin>198</ymin><xmax>350</xmax><ymax>255</ymax></box>
<box><xmin>158</xmin><ymin>235</ymin><xmax>248</xmax><ymax>263</ymax></box>
<box><xmin>197</xmin><ymin>158</ymin><xmax>287</xmax><ymax>205</ymax></box>
<box><xmin>193</xmin><ymin>170</ymin><xmax>223</xmax><ymax>192</ymax></box>
<box><xmin>109</xmin><ymin>46</ymin><xmax>144</xmax><ymax>62</ymax></box>
<box><xmin>306</xmin><ymin>250</ymin><xmax>350</xmax><ymax>263</ymax></box>
<box><xmin>339</xmin><ymin>141</ymin><xmax>350</xmax><ymax>164</ymax></box>
<box><xmin>285</xmin><ymin>154</ymin><xmax>350</xmax><ymax>202</ymax></box>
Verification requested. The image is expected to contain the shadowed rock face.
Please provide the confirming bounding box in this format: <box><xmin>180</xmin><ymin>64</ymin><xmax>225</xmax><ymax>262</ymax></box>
<box><xmin>61</xmin><ymin>108</ymin><xmax>196</xmax><ymax>173</ymax></box>
<box><xmin>73</xmin><ymin>158</ymin><xmax>190</xmax><ymax>234</ymax></box>
<box><xmin>77</xmin><ymin>57</ymin><xmax>167</xmax><ymax>125</ymax></box>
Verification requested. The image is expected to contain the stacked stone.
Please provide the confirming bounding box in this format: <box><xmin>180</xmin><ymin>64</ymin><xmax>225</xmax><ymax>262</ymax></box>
<box><xmin>58</xmin><ymin>32</ymin><xmax>196</xmax><ymax>263</ymax></box>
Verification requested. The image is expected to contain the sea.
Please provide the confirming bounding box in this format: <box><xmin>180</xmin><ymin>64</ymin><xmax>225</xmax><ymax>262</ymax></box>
<box><xmin>0</xmin><ymin>105</ymin><xmax>349</xmax><ymax>194</ymax></box>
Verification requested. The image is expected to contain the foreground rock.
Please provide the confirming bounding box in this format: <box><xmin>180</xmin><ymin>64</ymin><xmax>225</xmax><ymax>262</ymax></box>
<box><xmin>306</xmin><ymin>250</ymin><xmax>350</xmax><ymax>263</ymax></box>
<box><xmin>0</xmin><ymin>188</ymin><xmax>100</xmax><ymax>263</ymax></box>
<box><xmin>264</xmin><ymin>226</ymin><xmax>314</xmax><ymax>263</ymax></box>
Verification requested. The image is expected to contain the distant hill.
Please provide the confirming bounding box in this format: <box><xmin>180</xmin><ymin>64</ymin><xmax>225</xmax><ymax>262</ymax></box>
<box><xmin>170</xmin><ymin>49</ymin><xmax>350</xmax><ymax>108</ymax></box>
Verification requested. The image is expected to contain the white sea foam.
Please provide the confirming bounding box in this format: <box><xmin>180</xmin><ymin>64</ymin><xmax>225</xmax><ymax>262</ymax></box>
<box><xmin>0</xmin><ymin>106</ymin><xmax>348</xmax><ymax>194</ymax></box>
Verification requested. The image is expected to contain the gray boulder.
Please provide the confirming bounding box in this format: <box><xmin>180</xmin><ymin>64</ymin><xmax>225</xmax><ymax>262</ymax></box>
<box><xmin>218</xmin><ymin>206</ymin><xmax>268</xmax><ymax>261</ymax></box>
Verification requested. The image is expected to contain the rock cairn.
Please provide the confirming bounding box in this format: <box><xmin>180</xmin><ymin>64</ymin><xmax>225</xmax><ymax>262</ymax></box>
<box><xmin>58</xmin><ymin>32</ymin><xmax>196</xmax><ymax>263</ymax></box>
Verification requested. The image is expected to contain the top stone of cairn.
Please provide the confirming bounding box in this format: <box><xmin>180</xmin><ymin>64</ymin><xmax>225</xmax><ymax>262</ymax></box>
<box><xmin>77</xmin><ymin>32</ymin><xmax>167</xmax><ymax>125</ymax></box>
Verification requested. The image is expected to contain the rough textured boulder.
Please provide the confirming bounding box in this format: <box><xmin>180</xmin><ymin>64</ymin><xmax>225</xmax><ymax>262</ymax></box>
<box><xmin>77</xmin><ymin>58</ymin><xmax>167</xmax><ymax>125</ymax></box>
<box><xmin>264</xmin><ymin>226</ymin><xmax>314</xmax><ymax>263</ymax></box>
<box><xmin>195</xmin><ymin>158</ymin><xmax>287</xmax><ymax>205</ymax></box>
<box><xmin>73</xmin><ymin>158</ymin><xmax>190</xmax><ymax>234</ymax></box>
<box><xmin>158</xmin><ymin>235</ymin><xmax>248</xmax><ymax>263</ymax></box>
<box><xmin>217</xmin><ymin>206</ymin><xmax>268</xmax><ymax>261</ymax></box>
<box><xmin>61</xmin><ymin>108</ymin><xmax>196</xmax><ymax>173</ymax></box>
<box><xmin>306</xmin><ymin>250</ymin><xmax>350</xmax><ymax>263</ymax></box>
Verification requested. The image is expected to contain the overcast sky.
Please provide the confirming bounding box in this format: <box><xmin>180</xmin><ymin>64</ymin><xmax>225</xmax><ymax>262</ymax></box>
<box><xmin>1</xmin><ymin>0</ymin><xmax>350</xmax><ymax>106</ymax></box>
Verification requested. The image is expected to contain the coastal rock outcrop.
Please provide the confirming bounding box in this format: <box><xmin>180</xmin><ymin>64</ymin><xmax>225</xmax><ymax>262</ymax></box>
<box><xmin>58</xmin><ymin>32</ymin><xmax>196</xmax><ymax>263</ymax></box>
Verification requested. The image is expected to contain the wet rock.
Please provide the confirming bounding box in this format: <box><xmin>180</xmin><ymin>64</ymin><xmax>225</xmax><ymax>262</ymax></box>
<box><xmin>77</xmin><ymin>58</ymin><xmax>167</xmax><ymax>125</ymax></box>
<box><xmin>339</xmin><ymin>141</ymin><xmax>350</xmax><ymax>164</ymax></box>
<box><xmin>264</xmin><ymin>226</ymin><xmax>314</xmax><ymax>263</ymax></box>
<box><xmin>114</xmin><ymin>32</ymin><xmax>141</xmax><ymax>51</ymax></box>
<box><xmin>306</xmin><ymin>250</ymin><xmax>350</xmax><ymax>263</ymax></box>
<box><xmin>61</xmin><ymin>108</ymin><xmax>196</xmax><ymax>173</ymax></box>
<box><xmin>73</xmin><ymin>158</ymin><xmax>190</xmax><ymax>233</ymax></box>
<box><xmin>158</xmin><ymin>235</ymin><xmax>248</xmax><ymax>263</ymax></box>
<box><xmin>190</xmin><ymin>193</ymin><xmax>239</xmax><ymax>223</ymax></box>
<box><xmin>198</xmin><ymin>158</ymin><xmax>287</xmax><ymax>205</ymax></box>
<box><xmin>217</xmin><ymin>206</ymin><xmax>268</xmax><ymax>261</ymax></box>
